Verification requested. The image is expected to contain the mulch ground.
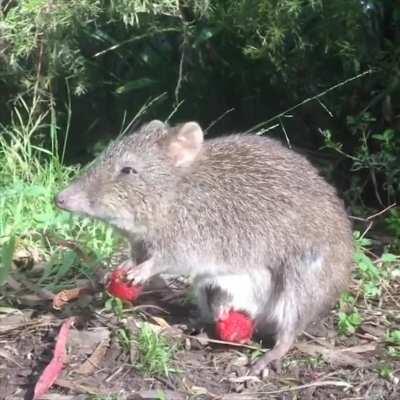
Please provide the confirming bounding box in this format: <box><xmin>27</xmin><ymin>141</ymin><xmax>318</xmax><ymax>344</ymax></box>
<box><xmin>0</xmin><ymin>258</ymin><xmax>399</xmax><ymax>400</ymax></box>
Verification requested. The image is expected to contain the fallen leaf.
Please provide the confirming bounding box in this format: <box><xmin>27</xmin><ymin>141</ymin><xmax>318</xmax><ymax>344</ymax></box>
<box><xmin>336</xmin><ymin>343</ymin><xmax>376</xmax><ymax>353</ymax></box>
<box><xmin>53</xmin><ymin>287</ymin><xmax>92</xmax><ymax>310</ymax></box>
<box><xmin>55</xmin><ymin>378</ymin><xmax>107</xmax><ymax>395</ymax></box>
<box><xmin>0</xmin><ymin>311</ymin><xmax>36</xmax><ymax>333</ymax></box>
<box><xmin>0</xmin><ymin>348</ymin><xmax>23</xmax><ymax>368</ymax></box>
<box><xmin>34</xmin><ymin>395</ymin><xmax>85</xmax><ymax>400</ymax></box>
<box><xmin>75</xmin><ymin>339</ymin><xmax>109</xmax><ymax>375</ymax></box>
<box><xmin>69</xmin><ymin>327</ymin><xmax>110</xmax><ymax>354</ymax></box>
<box><xmin>33</xmin><ymin>317</ymin><xmax>74</xmax><ymax>399</ymax></box>
<box><xmin>19</xmin><ymin>294</ymin><xmax>52</xmax><ymax>307</ymax></box>
<box><xmin>361</xmin><ymin>324</ymin><xmax>386</xmax><ymax>339</ymax></box>
<box><xmin>296</xmin><ymin>342</ymin><xmax>373</xmax><ymax>368</ymax></box>
<box><xmin>150</xmin><ymin>315</ymin><xmax>172</xmax><ymax>329</ymax></box>
<box><xmin>136</xmin><ymin>390</ymin><xmax>186</xmax><ymax>400</ymax></box>
<box><xmin>34</xmin><ymin>395</ymin><xmax>86</xmax><ymax>400</ymax></box>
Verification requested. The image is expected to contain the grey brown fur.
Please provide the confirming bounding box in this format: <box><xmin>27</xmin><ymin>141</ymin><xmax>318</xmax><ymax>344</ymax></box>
<box><xmin>55</xmin><ymin>120</ymin><xmax>353</xmax><ymax>373</ymax></box>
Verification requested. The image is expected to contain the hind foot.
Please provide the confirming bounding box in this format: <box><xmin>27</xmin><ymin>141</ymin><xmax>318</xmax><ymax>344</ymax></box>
<box><xmin>250</xmin><ymin>333</ymin><xmax>295</xmax><ymax>376</ymax></box>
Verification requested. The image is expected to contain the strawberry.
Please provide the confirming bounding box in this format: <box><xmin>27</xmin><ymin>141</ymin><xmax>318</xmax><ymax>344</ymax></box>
<box><xmin>106</xmin><ymin>269</ymin><xmax>143</xmax><ymax>302</ymax></box>
<box><xmin>215</xmin><ymin>310</ymin><xmax>254</xmax><ymax>343</ymax></box>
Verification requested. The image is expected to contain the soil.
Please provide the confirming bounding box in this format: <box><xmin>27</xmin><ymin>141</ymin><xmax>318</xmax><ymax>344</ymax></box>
<box><xmin>0</xmin><ymin>267</ymin><xmax>399</xmax><ymax>400</ymax></box>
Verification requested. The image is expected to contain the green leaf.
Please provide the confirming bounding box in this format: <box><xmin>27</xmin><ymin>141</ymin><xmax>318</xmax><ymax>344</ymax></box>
<box><xmin>386</xmin><ymin>330</ymin><xmax>400</xmax><ymax>345</ymax></box>
<box><xmin>338</xmin><ymin>310</ymin><xmax>362</xmax><ymax>335</ymax></box>
<box><xmin>115</xmin><ymin>78</ymin><xmax>158</xmax><ymax>94</ymax></box>
<box><xmin>378</xmin><ymin>365</ymin><xmax>394</xmax><ymax>380</ymax></box>
<box><xmin>193</xmin><ymin>27</ymin><xmax>220</xmax><ymax>48</ymax></box>
<box><xmin>0</xmin><ymin>236</ymin><xmax>16</xmax><ymax>285</ymax></box>
<box><xmin>54</xmin><ymin>250</ymin><xmax>77</xmax><ymax>281</ymax></box>
<box><xmin>381</xmin><ymin>253</ymin><xmax>399</xmax><ymax>263</ymax></box>
<box><xmin>355</xmin><ymin>255</ymin><xmax>380</xmax><ymax>282</ymax></box>
<box><xmin>362</xmin><ymin>281</ymin><xmax>381</xmax><ymax>298</ymax></box>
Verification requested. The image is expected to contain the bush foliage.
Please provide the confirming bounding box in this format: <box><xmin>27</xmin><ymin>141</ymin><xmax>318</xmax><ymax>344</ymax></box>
<box><xmin>0</xmin><ymin>0</ymin><xmax>399</xmax><ymax>207</ymax></box>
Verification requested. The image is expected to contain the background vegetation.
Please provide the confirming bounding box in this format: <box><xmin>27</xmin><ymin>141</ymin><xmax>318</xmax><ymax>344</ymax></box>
<box><xmin>1</xmin><ymin>0</ymin><xmax>399</xmax><ymax>199</ymax></box>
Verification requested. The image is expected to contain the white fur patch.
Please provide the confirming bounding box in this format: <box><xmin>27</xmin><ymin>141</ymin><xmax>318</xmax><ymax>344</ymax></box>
<box><xmin>307</xmin><ymin>254</ymin><xmax>323</xmax><ymax>272</ymax></box>
<box><xmin>194</xmin><ymin>272</ymin><xmax>266</xmax><ymax>318</ymax></box>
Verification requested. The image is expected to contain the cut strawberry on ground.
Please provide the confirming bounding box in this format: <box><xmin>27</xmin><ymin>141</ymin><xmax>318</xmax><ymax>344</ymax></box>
<box><xmin>106</xmin><ymin>268</ymin><xmax>143</xmax><ymax>302</ymax></box>
<box><xmin>215</xmin><ymin>310</ymin><xmax>254</xmax><ymax>344</ymax></box>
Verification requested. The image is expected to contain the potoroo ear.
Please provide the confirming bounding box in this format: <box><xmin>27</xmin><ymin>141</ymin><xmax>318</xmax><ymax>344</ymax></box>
<box><xmin>165</xmin><ymin>121</ymin><xmax>204</xmax><ymax>167</ymax></box>
<box><xmin>140</xmin><ymin>120</ymin><xmax>168</xmax><ymax>141</ymax></box>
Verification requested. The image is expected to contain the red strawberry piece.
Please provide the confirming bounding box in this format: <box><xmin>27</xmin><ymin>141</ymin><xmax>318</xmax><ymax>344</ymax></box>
<box><xmin>215</xmin><ymin>310</ymin><xmax>254</xmax><ymax>343</ymax></box>
<box><xmin>106</xmin><ymin>269</ymin><xmax>143</xmax><ymax>302</ymax></box>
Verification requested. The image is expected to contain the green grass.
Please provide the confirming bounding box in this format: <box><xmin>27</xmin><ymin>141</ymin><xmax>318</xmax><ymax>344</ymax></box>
<box><xmin>0</xmin><ymin>236</ymin><xmax>16</xmax><ymax>286</ymax></box>
<box><xmin>136</xmin><ymin>323</ymin><xmax>178</xmax><ymax>377</ymax></box>
<box><xmin>353</xmin><ymin>230</ymin><xmax>399</xmax><ymax>299</ymax></box>
<box><xmin>0</xmin><ymin>96</ymin><xmax>118</xmax><ymax>290</ymax></box>
<box><xmin>337</xmin><ymin>230</ymin><xmax>400</xmax><ymax>336</ymax></box>
<box><xmin>385</xmin><ymin>330</ymin><xmax>400</xmax><ymax>359</ymax></box>
<box><xmin>338</xmin><ymin>304</ymin><xmax>363</xmax><ymax>336</ymax></box>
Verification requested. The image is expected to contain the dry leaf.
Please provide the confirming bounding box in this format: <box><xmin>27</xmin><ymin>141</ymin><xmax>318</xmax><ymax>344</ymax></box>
<box><xmin>150</xmin><ymin>315</ymin><xmax>172</xmax><ymax>329</ymax></box>
<box><xmin>55</xmin><ymin>378</ymin><xmax>107</xmax><ymax>396</ymax></box>
<box><xmin>33</xmin><ymin>318</ymin><xmax>74</xmax><ymax>399</ymax></box>
<box><xmin>53</xmin><ymin>287</ymin><xmax>92</xmax><ymax>310</ymax></box>
<box><xmin>76</xmin><ymin>339</ymin><xmax>109</xmax><ymax>375</ymax></box>
<box><xmin>69</xmin><ymin>327</ymin><xmax>110</xmax><ymax>354</ymax></box>
<box><xmin>296</xmin><ymin>342</ymin><xmax>373</xmax><ymax>368</ymax></box>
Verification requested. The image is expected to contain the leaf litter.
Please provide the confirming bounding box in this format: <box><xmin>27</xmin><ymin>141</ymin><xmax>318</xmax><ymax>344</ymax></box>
<box><xmin>0</xmin><ymin>244</ymin><xmax>399</xmax><ymax>399</ymax></box>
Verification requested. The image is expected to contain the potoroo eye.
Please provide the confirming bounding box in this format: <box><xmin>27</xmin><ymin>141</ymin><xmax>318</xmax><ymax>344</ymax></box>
<box><xmin>120</xmin><ymin>166</ymin><xmax>137</xmax><ymax>175</ymax></box>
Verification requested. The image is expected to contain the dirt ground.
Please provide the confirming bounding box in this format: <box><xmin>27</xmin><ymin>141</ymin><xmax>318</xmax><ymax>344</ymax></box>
<box><xmin>0</xmin><ymin>267</ymin><xmax>399</xmax><ymax>400</ymax></box>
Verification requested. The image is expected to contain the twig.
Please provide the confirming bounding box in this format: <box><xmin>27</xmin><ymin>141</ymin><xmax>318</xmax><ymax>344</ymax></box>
<box><xmin>317</xmin><ymin>98</ymin><xmax>333</xmax><ymax>117</ymax></box>
<box><xmin>61</xmin><ymin>78</ymin><xmax>72</xmax><ymax>164</ymax></box>
<box><xmin>381</xmin><ymin>280</ymin><xmax>400</xmax><ymax>309</ymax></box>
<box><xmin>350</xmin><ymin>203</ymin><xmax>397</xmax><ymax>222</ymax></box>
<box><xmin>366</xmin><ymin>203</ymin><xmax>397</xmax><ymax>220</ymax></box>
<box><xmin>206</xmin><ymin>108</ymin><xmax>235</xmax><ymax>132</ymax></box>
<box><xmin>119</xmin><ymin>92</ymin><xmax>167</xmax><ymax>137</ymax></box>
<box><xmin>255</xmin><ymin>123</ymin><xmax>280</xmax><ymax>135</ymax></box>
<box><xmin>279</xmin><ymin>117</ymin><xmax>292</xmax><ymax>148</ymax></box>
<box><xmin>105</xmin><ymin>366</ymin><xmax>124</xmax><ymax>383</ymax></box>
<box><xmin>132</xmin><ymin>304</ymin><xmax>170</xmax><ymax>314</ymax></box>
<box><xmin>361</xmin><ymin>221</ymin><xmax>373</xmax><ymax>239</ymax></box>
<box><xmin>245</xmin><ymin>69</ymin><xmax>373</xmax><ymax>133</ymax></box>
<box><xmin>93</xmin><ymin>29</ymin><xmax>179</xmax><ymax>58</ymax></box>
<box><xmin>186</xmin><ymin>334</ymin><xmax>267</xmax><ymax>352</ymax></box>
<box><xmin>166</xmin><ymin>100</ymin><xmax>185</xmax><ymax>123</ymax></box>
<box><xmin>34</xmin><ymin>31</ymin><xmax>44</xmax><ymax>101</ymax></box>
<box><xmin>301</xmin><ymin>331</ymin><xmax>333</xmax><ymax>347</ymax></box>
<box><xmin>155</xmin><ymin>376</ymin><xmax>177</xmax><ymax>391</ymax></box>
<box><xmin>370</xmin><ymin>168</ymin><xmax>384</xmax><ymax>207</ymax></box>
<box><xmin>256</xmin><ymin>380</ymin><xmax>352</xmax><ymax>395</ymax></box>
<box><xmin>175</xmin><ymin>27</ymin><xmax>187</xmax><ymax>106</ymax></box>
